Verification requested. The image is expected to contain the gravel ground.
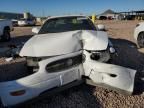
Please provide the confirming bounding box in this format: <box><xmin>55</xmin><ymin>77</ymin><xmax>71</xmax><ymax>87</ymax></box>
<box><xmin>0</xmin><ymin>21</ymin><xmax>144</xmax><ymax>108</ymax></box>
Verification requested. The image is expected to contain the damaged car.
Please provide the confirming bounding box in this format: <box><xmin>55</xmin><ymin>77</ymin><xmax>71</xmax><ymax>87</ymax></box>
<box><xmin>21</xmin><ymin>15</ymin><xmax>116</xmax><ymax>73</ymax></box>
<box><xmin>0</xmin><ymin>15</ymin><xmax>136</xmax><ymax>107</ymax></box>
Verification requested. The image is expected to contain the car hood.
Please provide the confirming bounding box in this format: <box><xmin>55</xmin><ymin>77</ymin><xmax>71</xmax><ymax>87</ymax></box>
<box><xmin>20</xmin><ymin>30</ymin><xmax>108</xmax><ymax>57</ymax></box>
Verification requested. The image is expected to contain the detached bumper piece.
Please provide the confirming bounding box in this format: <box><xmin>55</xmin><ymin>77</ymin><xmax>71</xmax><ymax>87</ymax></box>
<box><xmin>83</xmin><ymin>50</ymin><xmax>136</xmax><ymax>95</ymax></box>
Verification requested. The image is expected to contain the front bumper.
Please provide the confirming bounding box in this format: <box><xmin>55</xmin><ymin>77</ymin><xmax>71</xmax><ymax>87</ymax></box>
<box><xmin>0</xmin><ymin>51</ymin><xmax>83</xmax><ymax>107</ymax></box>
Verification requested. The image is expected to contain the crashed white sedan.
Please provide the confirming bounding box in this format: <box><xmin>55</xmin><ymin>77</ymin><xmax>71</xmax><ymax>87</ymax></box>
<box><xmin>0</xmin><ymin>15</ymin><xmax>136</xmax><ymax>107</ymax></box>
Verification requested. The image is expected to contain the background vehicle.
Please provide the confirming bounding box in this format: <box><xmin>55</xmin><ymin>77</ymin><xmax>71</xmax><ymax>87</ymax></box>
<box><xmin>0</xmin><ymin>19</ymin><xmax>13</xmax><ymax>41</ymax></box>
<box><xmin>134</xmin><ymin>22</ymin><xmax>144</xmax><ymax>48</ymax></box>
<box><xmin>12</xmin><ymin>19</ymin><xmax>18</xmax><ymax>27</ymax></box>
<box><xmin>18</xmin><ymin>18</ymin><xmax>35</xmax><ymax>26</ymax></box>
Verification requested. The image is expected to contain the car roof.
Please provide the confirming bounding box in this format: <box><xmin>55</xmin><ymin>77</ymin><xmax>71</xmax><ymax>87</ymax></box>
<box><xmin>45</xmin><ymin>15</ymin><xmax>88</xmax><ymax>21</ymax></box>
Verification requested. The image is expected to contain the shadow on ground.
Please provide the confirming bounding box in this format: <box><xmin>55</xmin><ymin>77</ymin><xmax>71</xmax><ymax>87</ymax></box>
<box><xmin>21</xmin><ymin>84</ymin><xmax>101</xmax><ymax>108</ymax></box>
<box><xmin>0</xmin><ymin>60</ymin><xmax>28</xmax><ymax>82</ymax></box>
<box><xmin>0</xmin><ymin>35</ymin><xmax>32</xmax><ymax>47</ymax></box>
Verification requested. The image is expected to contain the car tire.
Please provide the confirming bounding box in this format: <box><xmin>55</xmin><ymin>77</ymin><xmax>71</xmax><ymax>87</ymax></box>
<box><xmin>2</xmin><ymin>29</ymin><xmax>11</xmax><ymax>42</ymax></box>
<box><xmin>137</xmin><ymin>32</ymin><xmax>144</xmax><ymax>48</ymax></box>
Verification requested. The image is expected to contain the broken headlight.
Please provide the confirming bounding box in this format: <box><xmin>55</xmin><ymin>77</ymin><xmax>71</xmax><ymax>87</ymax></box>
<box><xmin>90</xmin><ymin>50</ymin><xmax>110</xmax><ymax>62</ymax></box>
<box><xmin>89</xmin><ymin>40</ymin><xmax>116</xmax><ymax>62</ymax></box>
<box><xmin>26</xmin><ymin>57</ymin><xmax>42</xmax><ymax>67</ymax></box>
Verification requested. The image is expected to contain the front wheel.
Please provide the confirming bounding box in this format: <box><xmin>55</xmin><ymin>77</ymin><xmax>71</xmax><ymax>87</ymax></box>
<box><xmin>137</xmin><ymin>32</ymin><xmax>144</xmax><ymax>48</ymax></box>
<box><xmin>2</xmin><ymin>29</ymin><xmax>11</xmax><ymax>41</ymax></box>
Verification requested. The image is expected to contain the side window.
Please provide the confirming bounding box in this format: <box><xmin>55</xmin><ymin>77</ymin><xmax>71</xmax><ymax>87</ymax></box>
<box><xmin>40</xmin><ymin>20</ymin><xmax>56</xmax><ymax>33</ymax></box>
<box><xmin>46</xmin><ymin>54</ymin><xmax>84</xmax><ymax>73</ymax></box>
<box><xmin>55</xmin><ymin>19</ymin><xmax>65</xmax><ymax>26</ymax></box>
<box><xmin>45</xmin><ymin>20</ymin><xmax>55</xmax><ymax>29</ymax></box>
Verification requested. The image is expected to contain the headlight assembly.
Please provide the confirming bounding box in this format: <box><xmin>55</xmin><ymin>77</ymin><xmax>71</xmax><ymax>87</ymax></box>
<box><xmin>90</xmin><ymin>50</ymin><xmax>110</xmax><ymax>62</ymax></box>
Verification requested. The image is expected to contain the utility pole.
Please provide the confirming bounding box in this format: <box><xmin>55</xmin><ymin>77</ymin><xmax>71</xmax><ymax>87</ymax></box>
<box><xmin>42</xmin><ymin>9</ymin><xmax>45</xmax><ymax>17</ymax></box>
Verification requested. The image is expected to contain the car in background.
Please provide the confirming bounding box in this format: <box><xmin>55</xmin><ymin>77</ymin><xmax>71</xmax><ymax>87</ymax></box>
<box><xmin>18</xmin><ymin>18</ymin><xmax>35</xmax><ymax>26</ymax></box>
<box><xmin>0</xmin><ymin>19</ymin><xmax>13</xmax><ymax>41</ymax></box>
<box><xmin>12</xmin><ymin>19</ymin><xmax>18</xmax><ymax>27</ymax></box>
<box><xmin>134</xmin><ymin>22</ymin><xmax>144</xmax><ymax>48</ymax></box>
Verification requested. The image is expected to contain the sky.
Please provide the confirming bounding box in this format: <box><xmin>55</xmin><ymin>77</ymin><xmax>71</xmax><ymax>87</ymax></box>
<box><xmin>0</xmin><ymin>0</ymin><xmax>143</xmax><ymax>17</ymax></box>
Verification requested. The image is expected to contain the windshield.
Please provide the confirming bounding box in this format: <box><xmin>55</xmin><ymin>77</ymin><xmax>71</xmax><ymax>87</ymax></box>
<box><xmin>39</xmin><ymin>16</ymin><xmax>96</xmax><ymax>34</ymax></box>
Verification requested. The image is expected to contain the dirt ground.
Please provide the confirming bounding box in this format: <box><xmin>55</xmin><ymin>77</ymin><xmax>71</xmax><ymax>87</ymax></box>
<box><xmin>0</xmin><ymin>20</ymin><xmax>144</xmax><ymax>108</ymax></box>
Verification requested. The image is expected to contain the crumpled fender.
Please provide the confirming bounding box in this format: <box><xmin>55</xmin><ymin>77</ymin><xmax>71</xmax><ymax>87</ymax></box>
<box><xmin>83</xmin><ymin>51</ymin><xmax>136</xmax><ymax>94</ymax></box>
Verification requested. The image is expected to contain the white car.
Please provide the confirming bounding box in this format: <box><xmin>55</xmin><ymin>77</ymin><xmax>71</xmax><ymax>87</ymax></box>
<box><xmin>12</xmin><ymin>19</ymin><xmax>18</xmax><ymax>27</ymax></box>
<box><xmin>0</xmin><ymin>19</ymin><xmax>13</xmax><ymax>41</ymax></box>
<box><xmin>18</xmin><ymin>18</ymin><xmax>35</xmax><ymax>26</ymax></box>
<box><xmin>134</xmin><ymin>22</ymin><xmax>144</xmax><ymax>48</ymax></box>
<box><xmin>0</xmin><ymin>15</ymin><xmax>136</xmax><ymax>107</ymax></box>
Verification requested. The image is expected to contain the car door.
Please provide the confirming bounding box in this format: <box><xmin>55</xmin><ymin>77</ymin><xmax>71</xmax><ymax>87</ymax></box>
<box><xmin>83</xmin><ymin>50</ymin><xmax>136</xmax><ymax>95</ymax></box>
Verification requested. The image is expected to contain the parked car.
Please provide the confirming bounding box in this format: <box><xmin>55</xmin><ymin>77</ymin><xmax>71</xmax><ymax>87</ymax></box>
<box><xmin>99</xmin><ymin>16</ymin><xmax>107</xmax><ymax>20</ymax></box>
<box><xmin>0</xmin><ymin>15</ymin><xmax>136</xmax><ymax>107</ymax></box>
<box><xmin>18</xmin><ymin>18</ymin><xmax>35</xmax><ymax>26</ymax></box>
<box><xmin>0</xmin><ymin>19</ymin><xmax>13</xmax><ymax>41</ymax></box>
<box><xmin>11</xmin><ymin>19</ymin><xmax>18</xmax><ymax>27</ymax></box>
<box><xmin>134</xmin><ymin>22</ymin><xmax>144</xmax><ymax>48</ymax></box>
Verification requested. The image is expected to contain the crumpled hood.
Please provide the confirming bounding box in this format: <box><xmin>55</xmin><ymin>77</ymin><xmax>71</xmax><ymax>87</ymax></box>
<box><xmin>20</xmin><ymin>30</ymin><xmax>108</xmax><ymax>57</ymax></box>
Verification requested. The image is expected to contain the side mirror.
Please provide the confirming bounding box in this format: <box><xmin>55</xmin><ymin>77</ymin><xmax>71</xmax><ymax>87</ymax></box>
<box><xmin>97</xmin><ymin>24</ymin><xmax>106</xmax><ymax>31</ymax></box>
<box><xmin>32</xmin><ymin>27</ymin><xmax>40</xmax><ymax>34</ymax></box>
